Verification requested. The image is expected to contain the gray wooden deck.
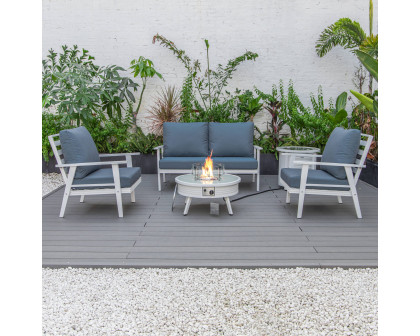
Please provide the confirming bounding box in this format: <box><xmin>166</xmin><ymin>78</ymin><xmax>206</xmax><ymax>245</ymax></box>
<box><xmin>43</xmin><ymin>174</ymin><xmax>378</xmax><ymax>268</ymax></box>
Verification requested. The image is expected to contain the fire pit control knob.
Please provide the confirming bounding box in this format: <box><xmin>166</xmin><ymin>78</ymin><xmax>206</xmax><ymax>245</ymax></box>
<box><xmin>209</xmin><ymin>190</ymin><xmax>214</xmax><ymax>195</ymax></box>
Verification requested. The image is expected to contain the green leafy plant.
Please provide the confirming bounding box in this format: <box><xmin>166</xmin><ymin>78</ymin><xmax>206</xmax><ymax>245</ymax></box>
<box><xmin>43</xmin><ymin>45</ymin><xmax>139</xmax><ymax>126</ymax></box>
<box><xmin>147</xmin><ymin>86</ymin><xmax>183</xmax><ymax>135</ymax></box>
<box><xmin>42</xmin><ymin>112</ymin><xmax>73</xmax><ymax>161</ymax></box>
<box><xmin>350</xmin><ymin>50</ymin><xmax>378</xmax><ymax>114</ymax></box>
<box><xmin>236</xmin><ymin>90</ymin><xmax>263</xmax><ymax>122</ymax></box>
<box><xmin>350</xmin><ymin>92</ymin><xmax>378</xmax><ymax>161</ymax></box>
<box><xmin>279</xmin><ymin>81</ymin><xmax>349</xmax><ymax>151</ymax></box>
<box><xmin>82</xmin><ymin>112</ymin><xmax>134</xmax><ymax>154</ymax></box>
<box><xmin>315</xmin><ymin>0</ymin><xmax>377</xmax><ymax>93</ymax></box>
<box><xmin>130</xmin><ymin>127</ymin><xmax>163</xmax><ymax>154</ymax></box>
<box><xmin>254</xmin><ymin>85</ymin><xmax>286</xmax><ymax>156</ymax></box>
<box><xmin>129</xmin><ymin>56</ymin><xmax>163</xmax><ymax>128</ymax></box>
<box><xmin>326</xmin><ymin>91</ymin><xmax>348</xmax><ymax>124</ymax></box>
<box><xmin>152</xmin><ymin>34</ymin><xmax>258</xmax><ymax>122</ymax></box>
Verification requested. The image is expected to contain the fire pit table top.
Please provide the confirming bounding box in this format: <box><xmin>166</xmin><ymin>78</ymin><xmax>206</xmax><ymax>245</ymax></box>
<box><xmin>175</xmin><ymin>174</ymin><xmax>241</xmax><ymax>187</ymax></box>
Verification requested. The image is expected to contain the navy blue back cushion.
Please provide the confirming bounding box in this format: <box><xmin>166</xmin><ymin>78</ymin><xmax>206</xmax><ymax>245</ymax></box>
<box><xmin>163</xmin><ymin>122</ymin><xmax>209</xmax><ymax>157</ymax></box>
<box><xmin>209</xmin><ymin>122</ymin><xmax>254</xmax><ymax>157</ymax></box>
<box><xmin>321</xmin><ymin>127</ymin><xmax>361</xmax><ymax>179</ymax></box>
<box><xmin>59</xmin><ymin>126</ymin><xmax>101</xmax><ymax>179</ymax></box>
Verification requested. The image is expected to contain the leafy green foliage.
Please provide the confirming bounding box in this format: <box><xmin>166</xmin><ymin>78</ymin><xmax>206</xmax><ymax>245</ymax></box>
<box><xmin>129</xmin><ymin>56</ymin><xmax>163</xmax><ymax>125</ymax></box>
<box><xmin>236</xmin><ymin>90</ymin><xmax>263</xmax><ymax>122</ymax></box>
<box><xmin>253</xmin><ymin>85</ymin><xmax>285</xmax><ymax>157</ymax></box>
<box><xmin>315</xmin><ymin>0</ymin><xmax>378</xmax><ymax>96</ymax></box>
<box><xmin>354</xmin><ymin>50</ymin><xmax>378</xmax><ymax>81</ymax></box>
<box><xmin>42</xmin><ymin>112</ymin><xmax>74</xmax><ymax>161</ymax></box>
<box><xmin>82</xmin><ymin>113</ymin><xmax>134</xmax><ymax>154</ymax></box>
<box><xmin>279</xmin><ymin>81</ymin><xmax>349</xmax><ymax>151</ymax></box>
<box><xmin>350</xmin><ymin>51</ymin><xmax>378</xmax><ymax>114</ymax></box>
<box><xmin>152</xmin><ymin>34</ymin><xmax>258</xmax><ymax>122</ymax></box>
<box><xmin>42</xmin><ymin>45</ymin><xmax>139</xmax><ymax>126</ymax></box>
<box><xmin>350</xmin><ymin>93</ymin><xmax>378</xmax><ymax>161</ymax></box>
<box><xmin>180</xmin><ymin>75</ymin><xmax>195</xmax><ymax>122</ymax></box>
<box><xmin>130</xmin><ymin>127</ymin><xmax>162</xmax><ymax>154</ymax></box>
<box><xmin>315</xmin><ymin>18</ymin><xmax>367</xmax><ymax>57</ymax></box>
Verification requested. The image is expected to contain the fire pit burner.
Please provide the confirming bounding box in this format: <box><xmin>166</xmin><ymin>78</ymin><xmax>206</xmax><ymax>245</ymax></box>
<box><xmin>192</xmin><ymin>151</ymin><xmax>225</xmax><ymax>181</ymax></box>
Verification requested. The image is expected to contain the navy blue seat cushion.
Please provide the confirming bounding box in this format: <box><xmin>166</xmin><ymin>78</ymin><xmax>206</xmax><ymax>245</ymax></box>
<box><xmin>59</xmin><ymin>126</ymin><xmax>101</xmax><ymax>179</ymax></box>
<box><xmin>163</xmin><ymin>122</ymin><xmax>209</xmax><ymax>157</ymax></box>
<box><xmin>72</xmin><ymin>167</ymin><xmax>141</xmax><ymax>188</ymax></box>
<box><xmin>159</xmin><ymin>157</ymin><xmax>258</xmax><ymax>170</ymax></box>
<box><xmin>281</xmin><ymin>168</ymin><xmax>349</xmax><ymax>191</ymax></box>
<box><xmin>321</xmin><ymin>127</ymin><xmax>361</xmax><ymax>179</ymax></box>
<box><xmin>209</xmin><ymin>122</ymin><xmax>254</xmax><ymax>157</ymax></box>
<box><xmin>213</xmin><ymin>157</ymin><xmax>258</xmax><ymax>169</ymax></box>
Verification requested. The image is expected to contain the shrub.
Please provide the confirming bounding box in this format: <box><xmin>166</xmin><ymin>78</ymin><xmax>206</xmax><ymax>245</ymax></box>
<box><xmin>42</xmin><ymin>112</ymin><xmax>73</xmax><ymax>161</ymax></box>
<box><xmin>42</xmin><ymin>45</ymin><xmax>138</xmax><ymax>126</ymax></box>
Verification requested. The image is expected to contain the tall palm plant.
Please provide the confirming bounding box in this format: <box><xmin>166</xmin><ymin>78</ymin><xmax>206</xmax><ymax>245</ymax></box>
<box><xmin>315</xmin><ymin>0</ymin><xmax>378</xmax><ymax>92</ymax></box>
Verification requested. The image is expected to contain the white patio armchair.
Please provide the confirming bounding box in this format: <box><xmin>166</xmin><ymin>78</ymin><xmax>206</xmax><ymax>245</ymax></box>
<box><xmin>279</xmin><ymin>128</ymin><xmax>373</xmax><ymax>219</ymax></box>
<box><xmin>48</xmin><ymin>126</ymin><xmax>142</xmax><ymax>218</ymax></box>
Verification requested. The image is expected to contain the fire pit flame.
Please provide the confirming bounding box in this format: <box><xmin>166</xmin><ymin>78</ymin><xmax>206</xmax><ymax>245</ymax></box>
<box><xmin>201</xmin><ymin>150</ymin><xmax>215</xmax><ymax>180</ymax></box>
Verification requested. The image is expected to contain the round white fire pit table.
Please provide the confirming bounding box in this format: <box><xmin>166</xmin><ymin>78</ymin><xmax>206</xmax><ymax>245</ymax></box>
<box><xmin>174</xmin><ymin>174</ymin><xmax>241</xmax><ymax>216</ymax></box>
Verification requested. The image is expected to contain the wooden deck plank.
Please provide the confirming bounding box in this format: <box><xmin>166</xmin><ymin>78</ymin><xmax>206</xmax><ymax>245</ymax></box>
<box><xmin>42</xmin><ymin>174</ymin><xmax>378</xmax><ymax>267</ymax></box>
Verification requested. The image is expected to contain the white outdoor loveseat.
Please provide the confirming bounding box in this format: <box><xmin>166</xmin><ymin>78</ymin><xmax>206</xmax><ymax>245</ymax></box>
<box><xmin>279</xmin><ymin>127</ymin><xmax>373</xmax><ymax>219</ymax></box>
<box><xmin>48</xmin><ymin>126</ymin><xmax>142</xmax><ymax>218</ymax></box>
<box><xmin>154</xmin><ymin>122</ymin><xmax>262</xmax><ymax>191</ymax></box>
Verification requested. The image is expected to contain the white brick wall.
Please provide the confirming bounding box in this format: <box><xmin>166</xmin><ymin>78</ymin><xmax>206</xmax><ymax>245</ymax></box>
<box><xmin>43</xmin><ymin>0</ymin><xmax>377</xmax><ymax>132</ymax></box>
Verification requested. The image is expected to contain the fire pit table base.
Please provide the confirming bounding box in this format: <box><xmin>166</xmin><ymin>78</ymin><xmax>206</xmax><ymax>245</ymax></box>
<box><xmin>175</xmin><ymin>174</ymin><xmax>241</xmax><ymax>216</ymax></box>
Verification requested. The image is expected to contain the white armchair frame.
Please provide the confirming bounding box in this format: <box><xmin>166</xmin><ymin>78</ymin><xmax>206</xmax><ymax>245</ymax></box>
<box><xmin>48</xmin><ymin>134</ymin><xmax>142</xmax><ymax>218</ymax></box>
<box><xmin>279</xmin><ymin>133</ymin><xmax>373</xmax><ymax>219</ymax></box>
<box><xmin>154</xmin><ymin>145</ymin><xmax>262</xmax><ymax>191</ymax></box>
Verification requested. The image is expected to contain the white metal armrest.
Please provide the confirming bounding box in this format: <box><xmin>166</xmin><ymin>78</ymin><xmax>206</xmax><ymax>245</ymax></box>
<box><xmin>99</xmin><ymin>153</ymin><xmax>140</xmax><ymax>157</ymax></box>
<box><xmin>293</xmin><ymin>160</ymin><xmax>365</xmax><ymax>168</ymax></box>
<box><xmin>56</xmin><ymin>161</ymin><xmax>127</xmax><ymax>168</ymax></box>
<box><xmin>154</xmin><ymin>145</ymin><xmax>164</xmax><ymax>150</ymax></box>
<box><xmin>253</xmin><ymin>145</ymin><xmax>263</xmax><ymax>150</ymax></box>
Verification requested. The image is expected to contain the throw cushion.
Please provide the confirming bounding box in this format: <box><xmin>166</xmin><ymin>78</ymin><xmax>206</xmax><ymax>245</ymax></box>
<box><xmin>163</xmin><ymin>122</ymin><xmax>209</xmax><ymax>157</ymax></box>
<box><xmin>320</xmin><ymin>127</ymin><xmax>361</xmax><ymax>179</ymax></box>
<box><xmin>209</xmin><ymin>122</ymin><xmax>254</xmax><ymax>157</ymax></box>
<box><xmin>59</xmin><ymin>126</ymin><xmax>101</xmax><ymax>179</ymax></box>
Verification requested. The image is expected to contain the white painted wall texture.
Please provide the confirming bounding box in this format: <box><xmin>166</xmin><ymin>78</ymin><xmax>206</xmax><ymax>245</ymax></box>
<box><xmin>43</xmin><ymin>0</ymin><xmax>378</xmax><ymax>132</ymax></box>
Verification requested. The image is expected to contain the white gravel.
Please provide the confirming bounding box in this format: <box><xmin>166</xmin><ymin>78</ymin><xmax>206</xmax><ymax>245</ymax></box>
<box><xmin>43</xmin><ymin>267</ymin><xmax>377</xmax><ymax>336</ymax></box>
<box><xmin>43</xmin><ymin>173</ymin><xmax>64</xmax><ymax>197</ymax></box>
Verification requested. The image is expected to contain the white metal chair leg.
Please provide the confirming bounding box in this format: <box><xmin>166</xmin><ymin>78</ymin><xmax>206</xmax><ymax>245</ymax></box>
<box><xmin>345</xmin><ymin>167</ymin><xmax>362</xmax><ymax>219</ymax></box>
<box><xmin>59</xmin><ymin>167</ymin><xmax>76</xmax><ymax>218</ymax></box>
<box><xmin>112</xmin><ymin>164</ymin><xmax>123</xmax><ymax>218</ymax></box>
<box><xmin>252</xmin><ymin>174</ymin><xmax>255</xmax><ymax>182</ymax></box>
<box><xmin>60</xmin><ymin>189</ymin><xmax>70</xmax><ymax>218</ymax></box>
<box><xmin>297</xmin><ymin>165</ymin><xmax>309</xmax><ymax>219</ymax></box>
<box><xmin>80</xmin><ymin>195</ymin><xmax>85</xmax><ymax>203</ymax></box>
<box><xmin>130</xmin><ymin>191</ymin><xmax>136</xmax><ymax>203</ymax></box>
<box><xmin>286</xmin><ymin>191</ymin><xmax>290</xmax><ymax>204</ymax></box>
<box><xmin>162</xmin><ymin>173</ymin><xmax>166</xmax><ymax>182</ymax></box>
<box><xmin>337</xmin><ymin>196</ymin><xmax>343</xmax><ymax>204</ymax></box>
<box><xmin>256</xmin><ymin>173</ymin><xmax>260</xmax><ymax>191</ymax></box>
<box><xmin>157</xmin><ymin>172</ymin><xmax>161</xmax><ymax>191</ymax></box>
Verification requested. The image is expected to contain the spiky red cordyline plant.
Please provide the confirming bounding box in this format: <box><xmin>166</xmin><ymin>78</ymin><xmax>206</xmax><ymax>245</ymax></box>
<box><xmin>147</xmin><ymin>86</ymin><xmax>183</xmax><ymax>135</ymax></box>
